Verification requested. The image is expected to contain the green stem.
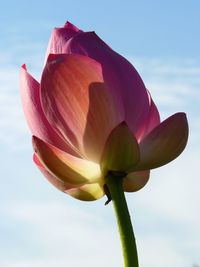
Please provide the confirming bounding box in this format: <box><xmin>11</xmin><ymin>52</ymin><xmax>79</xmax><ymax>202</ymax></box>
<box><xmin>105</xmin><ymin>174</ymin><xmax>139</xmax><ymax>267</ymax></box>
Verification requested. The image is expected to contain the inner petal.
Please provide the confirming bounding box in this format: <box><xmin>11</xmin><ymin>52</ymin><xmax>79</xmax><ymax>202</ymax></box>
<box><xmin>40</xmin><ymin>53</ymin><xmax>124</xmax><ymax>162</ymax></box>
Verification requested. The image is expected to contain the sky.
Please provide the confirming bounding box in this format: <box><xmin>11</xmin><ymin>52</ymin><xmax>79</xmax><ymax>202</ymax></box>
<box><xmin>0</xmin><ymin>0</ymin><xmax>200</xmax><ymax>266</ymax></box>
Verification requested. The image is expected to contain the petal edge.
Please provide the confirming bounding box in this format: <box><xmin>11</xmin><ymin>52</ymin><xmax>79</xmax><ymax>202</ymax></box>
<box><xmin>136</xmin><ymin>113</ymin><xmax>189</xmax><ymax>170</ymax></box>
<box><xmin>33</xmin><ymin>136</ymin><xmax>102</xmax><ymax>185</ymax></box>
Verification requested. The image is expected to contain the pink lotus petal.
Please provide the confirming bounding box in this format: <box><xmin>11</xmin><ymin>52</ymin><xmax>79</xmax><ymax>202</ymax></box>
<box><xmin>20</xmin><ymin>65</ymin><xmax>78</xmax><ymax>156</ymax></box>
<box><xmin>144</xmin><ymin>93</ymin><xmax>160</xmax><ymax>136</ymax></box>
<box><xmin>123</xmin><ymin>170</ymin><xmax>150</xmax><ymax>192</ymax></box>
<box><xmin>41</xmin><ymin>54</ymin><xmax>124</xmax><ymax>162</ymax></box>
<box><xmin>66</xmin><ymin>182</ymin><xmax>105</xmax><ymax>201</ymax></box>
<box><xmin>137</xmin><ymin>91</ymin><xmax>160</xmax><ymax>141</ymax></box>
<box><xmin>44</xmin><ymin>21</ymin><xmax>82</xmax><ymax>64</ymax></box>
<box><xmin>136</xmin><ymin>113</ymin><xmax>189</xmax><ymax>170</ymax></box>
<box><xmin>33</xmin><ymin>153</ymin><xmax>77</xmax><ymax>191</ymax></box>
<box><xmin>33</xmin><ymin>136</ymin><xmax>102</xmax><ymax>185</ymax></box>
<box><xmin>63</xmin><ymin>31</ymin><xmax>150</xmax><ymax>137</ymax></box>
<box><xmin>34</xmin><ymin>153</ymin><xmax>104</xmax><ymax>201</ymax></box>
<box><xmin>64</xmin><ymin>21</ymin><xmax>82</xmax><ymax>32</ymax></box>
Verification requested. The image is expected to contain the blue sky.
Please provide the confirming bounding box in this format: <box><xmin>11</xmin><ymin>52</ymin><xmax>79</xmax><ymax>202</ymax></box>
<box><xmin>0</xmin><ymin>1</ymin><xmax>200</xmax><ymax>266</ymax></box>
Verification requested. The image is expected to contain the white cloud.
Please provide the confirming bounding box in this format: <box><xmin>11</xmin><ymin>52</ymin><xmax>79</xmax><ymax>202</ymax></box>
<box><xmin>138</xmin><ymin>235</ymin><xmax>186</xmax><ymax>267</ymax></box>
<box><xmin>1</xmin><ymin>200</ymin><xmax>123</xmax><ymax>267</ymax></box>
<box><xmin>130</xmin><ymin>56</ymin><xmax>200</xmax><ymax>155</ymax></box>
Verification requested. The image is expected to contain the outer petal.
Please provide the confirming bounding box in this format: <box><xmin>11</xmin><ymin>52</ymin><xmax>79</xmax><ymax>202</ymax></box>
<box><xmin>100</xmin><ymin>122</ymin><xmax>140</xmax><ymax>175</ymax></box>
<box><xmin>44</xmin><ymin>21</ymin><xmax>82</xmax><ymax>64</ymax></box>
<box><xmin>20</xmin><ymin>65</ymin><xmax>78</xmax><ymax>156</ymax></box>
<box><xmin>66</xmin><ymin>182</ymin><xmax>105</xmax><ymax>201</ymax></box>
<box><xmin>33</xmin><ymin>153</ymin><xmax>75</xmax><ymax>191</ymax></box>
<box><xmin>33</xmin><ymin>136</ymin><xmax>103</xmax><ymax>185</ymax></box>
<box><xmin>123</xmin><ymin>170</ymin><xmax>150</xmax><ymax>192</ymax></box>
<box><xmin>34</xmin><ymin>154</ymin><xmax>104</xmax><ymax>201</ymax></box>
<box><xmin>41</xmin><ymin>54</ymin><xmax>124</xmax><ymax>162</ymax></box>
<box><xmin>135</xmin><ymin>113</ymin><xmax>189</xmax><ymax>170</ymax></box>
<box><xmin>144</xmin><ymin>94</ymin><xmax>160</xmax><ymax>136</ymax></box>
<box><xmin>137</xmin><ymin>91</ymin><xmax>160</xmax><ymax>141</ymax></box>
<box><xmin>64</xmin><ymin>31</ymin><xmax>150</xmax><ymax>138</ymax></box>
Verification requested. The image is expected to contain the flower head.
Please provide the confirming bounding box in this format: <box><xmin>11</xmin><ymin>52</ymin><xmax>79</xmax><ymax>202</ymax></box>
<box><xmin>20</xmin><ymin>22</ymin><xmax>188</xmax><ymax>201</ymax></box>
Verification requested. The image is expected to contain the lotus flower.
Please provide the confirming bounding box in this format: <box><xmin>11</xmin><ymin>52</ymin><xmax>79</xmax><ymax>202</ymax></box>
<box><xmin>20</xmin><ymin>22</ymin><xmax>188</xmax><ymax>201</ymax></box>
